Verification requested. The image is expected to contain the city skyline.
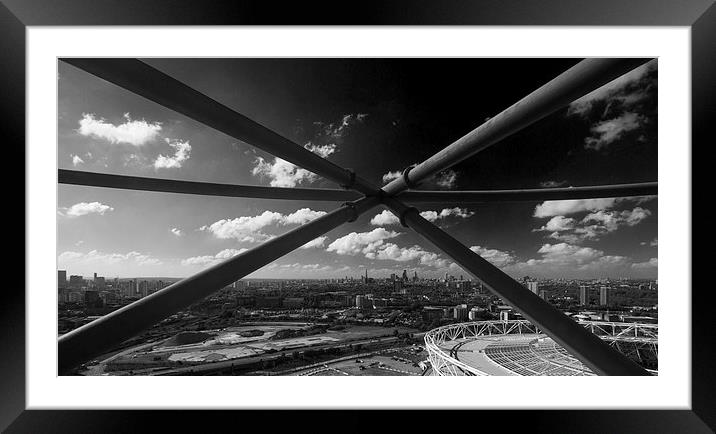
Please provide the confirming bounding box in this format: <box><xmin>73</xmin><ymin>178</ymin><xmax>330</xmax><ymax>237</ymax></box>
<box><xmin>57</xmin><ymin>58</ymin><xmax>658</xmax><ymax>280</ymax></box>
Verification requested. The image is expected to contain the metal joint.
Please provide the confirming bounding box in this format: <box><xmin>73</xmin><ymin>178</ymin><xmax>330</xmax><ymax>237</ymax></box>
<box><xmin>398</xmin><ymin>206</ymin><xmax>419</xmax><ymax>228</ymax></box>
<box><xmin>342</xmin><ymin>201</ymin><xmax>359</xmax><ymax>222</ymax></box>
<box><xmin>340</xmin><ymin>169</ymin><xmax>356</xmax><ymax>189</ymax></box>
<box><xmin>402</xmin><ymin>165</ymin><xmax>420</xmax><ymax>189</ymax></box>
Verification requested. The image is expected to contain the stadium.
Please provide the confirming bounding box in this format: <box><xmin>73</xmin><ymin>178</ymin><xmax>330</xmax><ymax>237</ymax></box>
<box><xmin>424</xmin><ymin>320</ymin><xmax>658</xmax><ymax>376</ymax></box>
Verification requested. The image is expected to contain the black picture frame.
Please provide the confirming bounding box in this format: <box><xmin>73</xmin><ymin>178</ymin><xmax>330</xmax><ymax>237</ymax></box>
<box><xmin>4</xmin><ymin>0</ymin><xmax>713</xmax><ymax>432</ymax></box>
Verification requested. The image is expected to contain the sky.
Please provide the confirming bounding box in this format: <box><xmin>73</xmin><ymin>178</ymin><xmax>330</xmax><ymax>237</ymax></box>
<box><xmin>57</xmin><ymin>58</ymin><xmax>658</xmax><ymax>280</ymax></box>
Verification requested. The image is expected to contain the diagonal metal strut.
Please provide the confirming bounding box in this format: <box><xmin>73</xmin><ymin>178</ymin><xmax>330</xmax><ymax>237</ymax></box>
<box><xmin>59</xmin><ymin>169</ymin><xmax>363</xmax><ymax>202</ymax></box>
<box><xmin>58</xmin><ymin>196</ymin><xmax>379</xmax><ymax>373</ymax></box>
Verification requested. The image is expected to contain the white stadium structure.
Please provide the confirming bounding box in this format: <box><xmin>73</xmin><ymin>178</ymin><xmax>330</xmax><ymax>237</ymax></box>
<box><xmin>424</xmin><ymin>320</ymin><xmax>658</xmax><ymax>376</ymax></box>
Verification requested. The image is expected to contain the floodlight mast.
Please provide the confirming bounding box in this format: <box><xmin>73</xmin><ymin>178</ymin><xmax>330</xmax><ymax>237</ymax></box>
<box><xmin>59</xmin><ymin>169</ymin><xmax>363</xmax><ymax>202</ymax></box>
<box><xmin>381</xmin><ymin>196</ymin><xmax>649</xmax><ymax>376</ymax></box>
<box><xmin>58</xmin><ymin>196</ymin><xmax>379</xmax><ymax>374</ymax></box>
<box><xmin>382</xmin><ymin>58</ymin><xmax>652</xmax><ymax>196</ymax></box>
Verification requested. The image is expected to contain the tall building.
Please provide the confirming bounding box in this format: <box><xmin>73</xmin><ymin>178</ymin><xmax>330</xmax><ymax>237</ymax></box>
<box><xmin>402</xmin><ymin>269</ymin><xmax>409</xmax><ymax>282</ymax></box>
<box><xmin>599</xmin><ymin>286</ymin><xmax>609</xmax><ymax>306</ymax></box>
<box><xmin>69</xmin><ymin>275</ymin><xmax>83</xmax><ymax>288</ymax></box>
<box><xmin>413</xmin><ymin>271</ymin><xmax>418</xmax><ymax>282</ymax></box>
<box><xmin>527</xmin><ymin>281</ymin><xmax>539</xmax><ymax>295</ymax></box>
<box><xmin>454</xmin><ymin>304</ymin><xmax>468</xmax><ymax>321</ymax></box>
<box><xmin>58</xmin><ymin>270</ymin><xmax>67</xmax><ymax>289</ymax></box>
<box><xmin>579</xmin><ymin>285</ymin><xmax>589</xmax><ymax>306</ymax></box>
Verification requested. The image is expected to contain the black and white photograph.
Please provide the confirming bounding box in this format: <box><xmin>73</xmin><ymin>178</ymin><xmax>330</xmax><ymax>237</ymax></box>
<box><xmin>56</xmin><ymin>57</ymin><xmax>659</xmax><ymax>377</ymax></box>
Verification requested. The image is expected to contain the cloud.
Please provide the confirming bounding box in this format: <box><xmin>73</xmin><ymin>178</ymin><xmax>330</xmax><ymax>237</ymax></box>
<box><xmin>300</xmin><ymin>236</ymin><xmax>328</xmax><ymax>249</ymax></box>
<box><xmin>251</xmin><ymin>143</ymin><xmax>336</xmax><ymax>187</ymax></box>
<box><xmin>370</xmin><ymin>207</ymin><xmax>474</xmax><ymax>226</ymax></box>
<box><xmin>61</xmin><ymin>201</ymin><xmax>114</xmax><ymax>217</ymax></box>
<box><xmin>284</xmin><ymin>208</ymin><xmax>327</xmax><ymax>225</ymax></box>
<box><xmin>533</xmin><ymin>198</ymin><xmax>620</xmax><ymax>217</ymax></box>
<box><xmin>382</xmin><ymin>170</ymin><xmax>402</xmax><ymax>184</ymax></box>
<box><xmin>469</xmin><ymin>246</ymin><xmax>517</xmax><ymax>268</ymax></box>
<box><xmin>632</xmin><ymin>258</ymin><xmax>658</xmax><ymax>269</ymax></box>
<box><xmin>536</xmin><ymin>215</ymin><xmax>576</xmax><ymax>232</ymax></box>
<box><xmin>540</xmin><ymin>180</ymin><xmax>568</xmax><ymax>188</ymax></box>
<box><xmin>365</xmin><ymin>243</ymin><xmax>451</xmax><ymax>268</ymax></box>
<box><xmin>584</xmin><ymin>112</ymin><xmax>645</xmax><ymax>151</ymax></box>
<box><xmin>71</xmin><ymin>154</ymin><xmax>85</xmax><ymax>166</ymax></box>
<box><xmin>181</xmin><ymin>248</ymin><xmax>249</xmax><ymax>267</ymax></box>
<box><xmin>536</xmin><ymin>207</ymin><xmax>651</xmax><ymax>242</ymax></box>
<box><xmin>58</xmin><ymin>250</ymin><xmax>162</xmax><ymax>267</ymax></box>
<box><xmin>434</xmin><ymin>170</ymin><xmax>458</xmax><ymax>189</ymax></box>
<box><xmin>201</xmin><ymin>208</ymin><xmax>327</xmax><ymax>242</ymax></box>
<box><xmin>314</xmin><ymin>113</ymin><xmax>368</xmax><ymax>139</ymax></box>
<box><xmin>170</xmin><ymin>228</ymin><xmax>183</xmax><ymax>237</ymax></box>
<box><xmin>77</xmin><ymin>113</ymin><xmax>162</xmax><ymax>146</ymax></box>
<box><xmin>326</xmin><ymin>228</ymin><xmax>400</xmax><ymax>256</ymax></box>
<box><xmin>370</xmin><ymin>210</ymin><xmax>401</xmax><ymax>226</ymax></box>
<box><xmin>154</xmin><ymin>138</ymin><xmax>192</xmax><ymax>169</ymax></box>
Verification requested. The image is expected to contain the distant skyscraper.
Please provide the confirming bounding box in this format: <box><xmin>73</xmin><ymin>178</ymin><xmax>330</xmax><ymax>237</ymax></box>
<box><xmin>579</xmin><ymin>285</ymin><xmax>589</xmax><ymax>306</ymax></box>
<box><xmin>402</xmin><ymin>269</ymin><xmax>409</xmax><ymax>282</ymax></box>
<box><xmin>599</xmin><ymin>286</ymin><xmax>609</xmax><ymax>306</ymax></box>
<box><xmin>527</xmin><ymin>281</ymin><xmax>539</xmax><ymax>294</ymax></box>
<box><xmin>58</xmin><ymin>270</ymin><xmax>67</xmax><ymax>289</ymax></box>
<box><xmin>413</xmin><ymin>271</ymin><xmax>418</xmax><ymax>282</ymax></box>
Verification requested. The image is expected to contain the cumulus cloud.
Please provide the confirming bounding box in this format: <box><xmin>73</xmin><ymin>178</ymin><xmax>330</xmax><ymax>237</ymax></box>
<box><xmin>170</xmin><ymin>228</ymin><xmax>183</xmax><ymax>237</ymax></box>
<box><xmin>584</xmin><ymin>112</ymin><xmax>645</xmax><ymax>151</ymax></box>
<box><xmin>632</xmin><ymin>258</ymin><xmax>658</xmax><ymax>269</ymax></box>
<box><xmin>382</xmin><ymin>170</ymin><xmax>402</xmax><ymax>184</ymax></box>
<box><xmin>58</xmin><ymin>250</ymin><xmax>162</xmax><ymax>267</ymax></box>
<box><xmin>77</xmin><ymin>113</ymin><xmax>162</xmax><ymax>146</ymax></box>
<box><xmin>284</xmin><ymin>208</ymin><xmax>327</xmax><ymax>225</ymax></box>
<box><xmin>533</xmin><ymin>198</ymin><xmax>620</xmax><ymax>217</ymax></box>
<box><xmin>365</xmin><ymin>243</ymin><xmax>450</xmax><ymax>268</ymax></box>
<box><xmin>71</xmin><ymin>154</ymin><xmax>85</xmax><ymax>166</ymax></box>
<box><xmin>370</xmin><ymin>207</ymin><xmax>474</xmax><ymax>226</ymax></box>
<box><xmin>469</xmin><ymin>246</ymin><xmax>516</xmax><ymax>268</ymax></box>
<box><xmin>326</xmin><ymin>228</ymin><xmax>400</xmax><ymax>256</ymax></box>
<box><xmin>370</xmin><ymin>210</ymin><xmax>401</xmax><ymax>226</ymax></box>
<box><xmin>61</xmin><ymin>201</ymin><xmax>114</xmax><ymax>217</ymax></box>
<box><xmin>536</xmin><ymin>207</ymin><xmax>651</xmax><ymax>242</ymax></box>
<box><xmin>154</xmin><ymin>138</ymin><xmax>192</xmax><ymax>169</ymax></box>
<box><xmin>200</xmin><ymin>208</ymin><xmax>327</xmax><ymax>242</ymax></box>
<box><xmin>300</xmin><ymin>236</ymin><xmax>328</xmax><ymax>249</ymax></box>
<box><xmin>181</xmin><ymin>248</ymin><xmax>248</xmax><ymax>267</ymax></box>
<box><xmin>252</xmin><ymin>143</ymin><xmax>336</xmax><ymax>187</ymax></box>
<box><xmin>434</xmin><ymin>170</ymin><xmax>458</xmax><ymax>189</ymax></box>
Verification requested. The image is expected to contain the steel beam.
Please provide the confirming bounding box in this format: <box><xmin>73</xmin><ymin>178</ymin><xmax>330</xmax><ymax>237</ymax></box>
<box><xmin>382</xmin><ymin>58</ymin><xmax>652</xmax><ymax>196</ymax></box>
<box><xmin>398</xmin><ymin>182</ymin><xmax>657</xmax><ymax>204</ymax></box>
<box><xmin>382</xmin><ymin>196</ymin><xmax>649</xmax><ymax>376</ymax></box>
<box><xmin>61</xmin><ymin>58</ymin><xmax>378</xmax><ymax>196</ymax></box>
<box><xmin>59</xmin><ymin>169</ymin><xmax>363</xmax><ymax>202</ymax></box>
<box><xmin>58</xmin><ymin>196</ymin><xmax>379</xmax><ymax>374</ymax></box>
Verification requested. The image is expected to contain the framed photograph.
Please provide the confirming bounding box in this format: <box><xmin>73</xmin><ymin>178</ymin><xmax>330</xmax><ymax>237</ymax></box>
<box><xmin>6</xmin><ymin>0</ymin><xmax>713</xmax><ymax>431</ymax></box>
